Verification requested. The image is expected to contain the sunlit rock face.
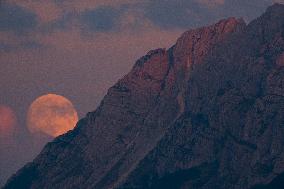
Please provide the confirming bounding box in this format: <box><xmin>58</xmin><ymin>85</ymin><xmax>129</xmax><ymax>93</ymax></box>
<box><xmin>4</xmin><ymin>4</ymin><xmax>284</xmax><ymax>189</ymax></box>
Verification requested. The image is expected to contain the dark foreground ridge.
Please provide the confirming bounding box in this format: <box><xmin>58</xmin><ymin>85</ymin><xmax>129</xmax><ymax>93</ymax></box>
<box><xmin>4</xmin><ymin>4</ymin><xmax>284</xmax><ymax>189</ymax></box>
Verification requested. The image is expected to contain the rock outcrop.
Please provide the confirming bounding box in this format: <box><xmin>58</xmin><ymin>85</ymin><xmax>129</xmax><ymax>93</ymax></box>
<box><xmin>4</xmin><ymin>4</ymin><xmax>284</xmax><ymax>189</ymax></box>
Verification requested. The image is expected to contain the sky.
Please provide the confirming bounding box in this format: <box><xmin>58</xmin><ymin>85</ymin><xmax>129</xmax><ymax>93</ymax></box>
<box><xmin>0</xmin><ymin>0</ymin><xmax>283</xmax><ymax>186</ymax></box>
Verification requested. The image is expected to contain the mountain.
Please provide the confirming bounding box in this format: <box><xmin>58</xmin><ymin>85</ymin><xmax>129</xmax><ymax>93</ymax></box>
<box><xmin>4</xmin><ymin>4</ymin><xmax>284</xmax><ymax>189</ymax></box>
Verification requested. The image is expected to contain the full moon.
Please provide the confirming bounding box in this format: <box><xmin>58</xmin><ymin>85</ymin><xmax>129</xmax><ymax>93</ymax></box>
<box><xmin>27</xmin><ymin>94</ymin><xmax>78</xmax><ymax>137</ymax></box>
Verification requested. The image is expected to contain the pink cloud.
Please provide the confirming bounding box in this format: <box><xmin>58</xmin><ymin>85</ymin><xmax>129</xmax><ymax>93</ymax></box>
<box><xmin>56</xmin><ymin>0</ymin><xmax>139</xmax><ymax>11</ymax></box>
<box><xmin>10</xmin><ymin>0</ymin><xmax>139</xmax><ymax>24</ymax></box>
<box><xmin>197</xmin><ymin>0</ymin><xmax>225</xmax><ymax>8</ymax></box>
<box><xmin>10</xmin><ymin>0</ymin><xmax>63</xmax><ymax>23</ymax></box>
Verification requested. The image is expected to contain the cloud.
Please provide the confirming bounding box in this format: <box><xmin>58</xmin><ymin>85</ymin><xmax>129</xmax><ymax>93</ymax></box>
<box><xmin>10</xmin><ymin>0</ymin><xmax>63</xmax><ymax>23</ymax></box>
<box><xmin>215</xmin><ymin>0</ymin><xmax>272</xmax><ymax>21</ymax></box>
<box><xmin>80</xmin><ymin>6</ymin><xmax>121</xmax><ymax>32</ymax></box>
<box><xmin>0</xmin><ymin>0</ymin><xmax>276</xmax><ymax>54</ymax></box>
<box><xmin>0</xmin><ymin>3</ymin><xmax>38</xmax><ymax>33</ymax></box>
<box><xmin>53</xmin><ymin>0</ymin><xmax>138</xmax><ymax>11</ymax></box>
<box><xmin>272</xmin><ymin>0</ymin><xmax>284</xmax><ymax>3</ymax></box>
<box><xmin>142</xmin><ymin>0</ymin><xmax>277</xmax><ymax>30</ymax></box>
<box><xmin>30</xmin><ymin>4</ymin><xmax>127</xmax><ymax>34</ymax></box>
<box><xmin>79</xmin><ymin>5</ymin><xmax>154</xmax><ymax>34</ymax></box>
<box><xmin>144</xmin><ymin>0</ymin><xmax>215</xmax><ymax>29</ymax></box>
<box><xmin>39</xmin><ymin>12</ymin><xmax>76</xmax><ymax>34</ymax></box>
<box><xmin>6</xmin><ymin>0</ymin><xmax>281</xmax><ymax>35</ymax></box>
<box><xmin>0</xmin><ymin>41</ymin><xmax>43</xmax><ymax>53</ymax></box>
<box><xmin>0</xmin><ymin>27</ymin><xmax>44</xmax><ymax>53</ymax></box>
<box><xmin>197</xmin><ymin>0</ymin><xmax>225</xmax><ymax>7</ymax></box>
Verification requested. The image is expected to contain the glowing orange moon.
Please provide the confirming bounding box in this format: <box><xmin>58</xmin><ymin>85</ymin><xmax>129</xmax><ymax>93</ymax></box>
<box><xmin>0</xmin><ymin>106</ymin><xmax>16</xmax><ymax>137</ymax></box>
<box><xmin>27</xmin><ymin>94</ymin><xmax>78</xmax><ymax>137</ymax></box>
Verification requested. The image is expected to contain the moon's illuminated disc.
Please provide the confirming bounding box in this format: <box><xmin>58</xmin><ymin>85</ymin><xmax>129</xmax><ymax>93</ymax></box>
<box><xmin>27</xmin><ymin>94</ymin><xmax>78</xmax><ymax>137</ymax></box>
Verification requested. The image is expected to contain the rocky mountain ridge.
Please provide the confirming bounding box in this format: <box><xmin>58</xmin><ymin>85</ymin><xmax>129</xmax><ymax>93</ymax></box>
<box><xmin>4</xmin><ymin>3</ymin><xmax>284</xmax><ymax>189</ymax></box>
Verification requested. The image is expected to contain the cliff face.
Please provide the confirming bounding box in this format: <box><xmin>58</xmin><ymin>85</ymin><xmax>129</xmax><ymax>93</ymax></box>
<box><xmin>4</xmin><ymin>4</ymin><xmax>284</xmax><ymax>189</ymax></box>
